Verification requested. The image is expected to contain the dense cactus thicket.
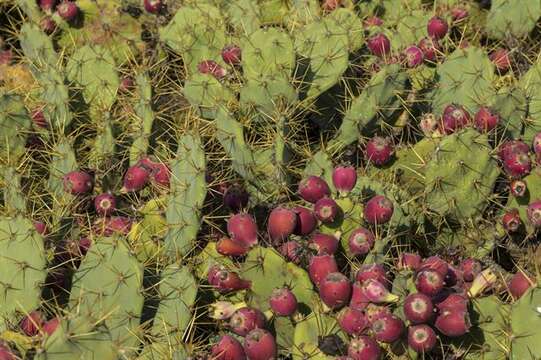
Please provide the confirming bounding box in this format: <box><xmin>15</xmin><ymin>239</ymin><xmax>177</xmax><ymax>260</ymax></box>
<box><xmin>1</xmin><ymin>0</ymin><xmax>541</xmax><ymax>359</ymax></box>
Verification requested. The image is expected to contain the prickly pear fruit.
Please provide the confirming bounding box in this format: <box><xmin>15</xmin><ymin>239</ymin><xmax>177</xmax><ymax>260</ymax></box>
<box><xmin>348</xmin><ymin>227</ymin><xmax>375</xmax><ymax>256</ymax></box>
<box><xmin>408</xmin><ymin>324</ymin><xmax>437</xmax><ymax>353</ymax></box>
<box><xmin>510</xmin><ymin>179</ymin><xmax>527</xmax><ymax>197</ymax></box>
<box><xmin>20</xmin><ymin>310</ymin><xmax>44</xmax><ymax>336</ymax></box>
<box><xmin>397</xmin><ymin>252</ymin><xmax>422</xmax><ymax>271</ymax></box>
<box><xmin>319</xmin><ymin>272</ymin><xmax>352</xmax><ymax>309</ymax></box>
<box><xmin>474</xmin><ymin>107</ymin><xmax>499</xmax><ymax>132</ymax></box>
<box><xmin>93</xmin><ymin>216</ymin><xmax>132</xmax><ymax>237</ymax></box>
<box><xmin>56</xmin><ymin>1</ymin><xmax>78</xmax><ymax>22</ymax></box>
<box><xmin>216</xmin><ymin>237</ymin><xmax>249</xmax><ymax>257</ymax></box>
<box><xmin>33</xmin><ymin>221</ymin><xmax>48</xmax><ymax>235</ymax></box>
<box><xmin>198</xmin><ymin>60</ymin><xmax>227</xmax><ymax>80</ymax></box>
<box><xmin>121</xmin><ymin>165</ymin><xmax>150</xmax><ymax>192</ymax></box>
<box><xmin>40</xmin><ymin>16</ymin><xmax>57</xmax><ymax>34</ymax></box>
<box><xmin>292</xmin><ymin>206</ymin><xmax>317</xmax><ymax>235</ymax></box>
<box><xmin>208</xmin><ymin>266</ymin><xmax>252</xmax><ymax>294</ymax></box>
<box><xmin>364</xmin><ymin>16</ymin><xmax>383</xmax><ymax>28</ymax></box>
<box><xmin>441</xmin><ymin>104</ymin><xmax>470</xmax><ymax>134</ymax></box>
<box><xmin>314</xmin><ymin>197</ymin><xmax>339</xmax><ymax>223</ymax></box>
<box><xmin>222</xmin><ymin>45</ymin><xmax>242</xmax><ymax>65</ymax></box>
<box><xmin>427</xmin><ymin>16</ymin><xmax>448</xmax><ymax>39</ymax></box>
<box><xmin>460</xmin><ymin>258</ymin><xmax>482</xmax><ymax>282</ymax></box>
<box><xmin>348</xmin><ymin>335</ymin><xmax>381</xmax><ymax>360</ymax></box>
<box><xmin>42</xmin><ymin>317</ymin><xmax>59</xmax><ymax>336</ymax></box>
<box><xmin>31</xmin><ymin>109</ymin><xmax>47</xmax><ymax>128</ymax></box>
<box><xmin>267</xmin><ymin>207</ymin><xmax>297</xmax><ymax>243</ymax></box>
<box><xmin>94</xmin><ymin>193</ymin><xmax>116</xmax><ymax>216</ymax></box>
<box><xmin>229</xmin><ymin>307</ymin><xmax>265</xmax><ymax>336</ymax></box>
<box><xmin>502</xmin><ymin>208</ymin><xmax>521</xmax><ymax>232</ymax></box>
<box><xmin>0</xmin><ymin>343</ymin><xmax>15</xmax><ymax>360</ymax></box>
<box><xmin>227</xmin><ymin>213</ymin><xmax>258</xmax><ymax>248</ymax></box>
<box><xmin>499</xmin><ymin>140</ymin><xmax>529</xmax><ymax>159</ymax></box>
<box><xmin>63</xmin><ymin>171</ymin><xmax>93</xmax><ymax>195</ymax></box>
<box><xmin>355</xmin><ymin>264</ymin><xmax>388</xmax><ymax>287</ymax></box>
<box><xmin>365</xmin><ymin>136</ymin><xmax>394</xmax><ymax>166</ymax></box>
<box><xmin>322</xmin><ymin>0</ymin><xmax>341</xmax><ymax>11</ymax></box>
<box><xmin>404</xmin><ymin>293</ymin><xmax>434</xmax><ymax>324</ymax></box>
<box><xmin>503</xmin><ymin>151</ymin><xmax>531</xmax><ymax>178</ymax></box>
<box><xmin>367</xmin><ymin>33</ymin><xmax>391</xmax><ymax>57</ymax></box>
<box><xmin>508</xmin><ymin>271</ymin><xmax>535</xmax><ymax>299</ymax></box>
<box><xmin>451</xmin><ymin>6</ymin><xmax>468</xmax><ymax>21</ymax></box>
<box><xmin>39</xmin><ymin>0</ymin><xmax>57</xmax><ymax>12</ymax></box>
<box><xmin>269</xmin><ymin>287</ymin><xmax>297</xmax><ymax>316</ymax></box>
<box><xmin>332</xmin><ymin>166</ymin><xmax>357</xmax><ymax>194</ymax></box>
<box><xmin>298</xmin><ymin>176</ymin><xmax>331</xmax><ymax>203</ymax></box>
<box><xmin>223</xmin><ymin>184</ymin><xmax>249</xmax><ymax>211</ymax></box>
<box><xmin>436</xmin><ymin>293</ymin><xmax>469</xmax><ymax>313</ymax></box>
<box><xmin>118</xmin><ymin>76</ymin><xmax>134</xmax><ymax>92</ymax></box>
<box><xmin>404</xmin><ymin>46</ymin><xmax>424</xmax><ymax>68</ymax></box>
<box><xmin>415</xmin><ymin>269</ymin><xmax>445</xmax><ymax>297</ymax></box>
<box><xmin>308</xmin><ymin>254</ymin><xmax>338</xmax><ymax>287</ymax></box>
<box><xmin>527</xmin><ymin>200</ymin><xmax>541</xmax><ymax>227</ymax></box>
<box><xmin>490</xmin><ymin>48</ymin><xmax>511</xmax><ymax>72</ymax></box>
<box><xmin>144</xmin><ymin>0</ymin><xmax>162</xmax><ymax>13</ymax></box>
<box><xmin>358</xmin><ymin>279</ymin><xmax>399</xmax><ymax>304</ymax></box>
<box><xmin>371</xmin><ymin>314</ymin><xmax>404</xmax><ymax>343</ymax></box>
<box><xmin>418</xmin><ymin>37</ymin><xmax>439</xmax><ymax>62</ymax></box>
<box><xmin>435</xmin><ymin>309</ymin><xmax>471</xmax><ymax>337</ymax></box>
<box><xmin>420</xmin><ymin>256</ymin><xmax>449</xmax><ymax>277</ymax></box>
<box><xmin>244</xmin><ymin>329</ymin><xmax>277</xmax><ymax>360</ymax></box>
<box><xmin>533</xmin><ymin>132</ymin><xmax>541</xmax><ymax>156</ymax></box>
<box><xmin>211</xmin><ymin>335</ymin><xmax>246</xmax><ymax>360</ymax></box>
<box><xmin>363</xmin><ymin>195</ymin><xmax>393</xmax><ymax>225</ymax></box>
<box><xmin>337</xmin><ymin>307</ymin><xmax>367</xmax><ymax>335</ymax></box>
<box><xmin>279</xmin><ymin>241</ymin><xmax>302</xmax><ymax>264</ymax></box>
<box><xmin>209</xmin><ymin>301</ymin><xmax>242</xmax><ymax>320</ymax></box>
<box><xmin>309</xmin><ymin>233</ymin><xmax>339</xmax><ymax>255</ymax></box>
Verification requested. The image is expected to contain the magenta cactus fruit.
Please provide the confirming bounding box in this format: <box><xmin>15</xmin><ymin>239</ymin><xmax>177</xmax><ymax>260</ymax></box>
<box><xmin>20</xmin><ymin>310</ymin><xmax>44</xmax><ymax>336</ymax></box>
<box><xmin>355</xmin><ymin>264</ymin><xmax>388</xmax><ymax>287</ymax></box>
<box><xmin>337</xmin><ymin>307</ymin><xmax>367</xmax><ymax>335</ymax></box>
<box><xmin>229</xmin><ymin>307</ymin><xmax>265</xmax><ymax>336</ymax></box>
<box><xmin>227</xmin><ymin>213</ymin><xmax>258</xmax><ymax>248</ymax></box>
<box><xmin>404</xmin><ymin>293</ymin><xmax>434</xmax><ymax>324</ymax></box>
<box><xmin>39</xmin><ymin>0</ymin><xmax>57</xmax><ymax>11</ymax></box>
<box><xmin>118</xmin><ymin>76</ymin><xmax>134</xmax><ymax>92</ymax></box>
<box><xmin>436</xmin><ymin>293</ymin><xmax>469</xmax><ymax>313</ymax></box>
<box><xmin>33</xmin><ymin>221</ymin><xmax>48</xmax><ymax>235</ymax></box>
<box><xmin>292</xmin><ymin>206</ymin><xmax>317</xmax><ymax>235</ymax></box>
<box><xmin>298</xmin><ymin>175</ymin><xmax>331</xmax><ymax>203</ymax></box>
<box><xmin>121</xmin><ymin>165</ymin><xmax>150</xmax><ymax>192</ymax></box>
<box><xmin>397</xmin><ymin>252</ymin><xmax>422</xmax><ymax>271</ymax></box>
<box><xmin>347</xmin><ymin>335</ymin><xmax>381</xmax><ymax>360</ymax></box>
<box><xmin>441</xmin><ymin>104</ymin><xmax>471</xmax><ymax>134</ymax></box>
<box><xmin>31</xmin><ymin>109</ymin><xmax>47</xmax><ymax>128</ymax></box>
<box><xmin>348</xmin><ymin>227</ymin><xmax>375</xmax><ymax>256</ymax></box>
<box><xmin>418</xmin><ymin>37</ymin><xmax>439</xmax><ymax>62</ymax></box>
<box><xmin>40</xmin><ymin>16</ymin><xmax>57</xmax><ymax>34</ymax></box>
<box><xmin>363</xmin><ymin>195</ymin><xmax>394</xmax><ymax>224</ymax></box>
<box><xmin>56</xmin><ymin>1</ymin><xmax>78</xmax><ymax>22</ymax></box>
<box><xmin>93</xmin><ymin>193</ymin><xmax>116</xmax><ymax>216</ymax></box>
<box><xmin>502</xmin><ymin>208</ymin><xmax>521</xmax><ymax>232</ymax></box>
<box><xmin>363</xmin><ymin>16</ymin><xmax>383</xmax><ymax>28</ymax></box>
<box><xmin>510</xmin><ymin>179</ymin><xmax>527</xmax><ymax>197</ymax></box>
<box><xmin>460</xmin><ymin>258</ymin><xmax>482</xmax><ymax>282</ymax></box>
<box><xmin>222</xmin><ymin>44</ymin><xmax>242</xmax><ymax>65</ymax></box>
<box><xmin>499</xmin><ymin>140</ymin><xmax>530</xmax><ymax>159</ymax></box>
<box><xmin>244</xmin><ymin>329</ymin><xmax>277</xmax><ymax>360</ymax></box>
<box><xmin>269</xmin><ymin>287</ymin><xmax>297</xmax><ymax>316</ymax></box>
<box><xmin>371</xmin><ymin>314</ymin><xmax>404</xmax><ymax>343</ymax></box>
<box><xmin>420</xmin><ymin>256</ymin><xmax>449</xmax><ymax>277</ymax></box>
<box><xmin>309</xmin><ymin>233</ymin><xmax>339</xmax><ymax>255</ymax></box>
<box><xmin>416</xmin><ymin>269</ymin><xmax>445</xmax><ymax>297</ymax></box>
<box><xmin>319</xmin><ymin>272</ymin><xmax>352</xmax><ymax>309</ymax></box>
<box><xmin>503</xmin><ymin>151</ymin><xmax>531</xmax><ymax>178</ymax></box>
<box><xmin>308</xmin><ymin>254</ymin><xmax>338</xmax><ymax>287</ymax></box>
<box><xmin>279</xmin><ymin>241</ymin><xmax>302</xmax><ymax>264</ymax></box>
<box><xmin>223</xmin><ymin>184</ymin><xmax>249</xmax><ymax>211</ymax></box>
<box><xmin>427</xmin><ymin>16</ymin><xmax>448</xmax><ymax>39</ymax></box>
<box><xmin>451</xmin><ymin>6</ymin><xmax>468</xmax><ymax>21</ymax></box>
<box><xmin>211</xmin><ymin>335</ymin><xmax>246</xmax><ymax>360</ymax></box>
<box><xmin>404</xmin><ymin>45</ymin><xmax>424</xmax><ymax>68</ymax></box>
<box><xmin>365</xmin><ymin>136</ymin><xmax>394</xmax><ymax>166</ymax></box>
<box><xmin>143</xmin><ymin>0</ymin><xmax>162</xmax><ymax>13</ymax></box>
<box><xmin>267</xmin><ymin>207</ymin><xmax>297</xmax><ymax>243</ymax></box>
<box><xmin>435</xmin><ymin>309</ymin><xmax>471</xmax><ymax>337</ymax></box>
<box><xmin>533</xmin><ymin>132</ymin><xmax>541</xmax><ymax>156</ymax></box>
<box><xmin>42</xmin><ymin>317</ymin><xmax>60</xmax><ymax>336</ymax></box>
<box><xmin>408</xmin><ymin>324</ymin><xmax>437</xmax><ymax>353</ymax></box>
<box><xmin>321</xmin><ymin>0</ymin><xmax>341</xmax><ymax>11</ymax></box>
<box><xmin>508</xmin><ymin>271</ymin><xmax>535</xmax><ymax>299</ymax></box>
<box><xmin>527</xmin><ymin>200</ymin><xmax>541</xmax><ymax>227</ymax></box>
<box><xmin>332</xmin><ymin>166</ymin><xmax>357</xmax><ymax>194</ymax></box>
<box><xmin>359</xmin><ymin>279</ymin><xmax>398</xmax><ymax>303</ymax></box>
<box><xmin>474</xmin><ymin>107</ymin><xmax>500</xmax><ymax>132</ymax></box>
<box><xmin>63</xmin><ymin>171</ymin><xmax>93</xmax><ymax>195</ymax></box>
<box><xmin>314</xmin><ymin>197</ymin><xmax>339</xmax><ymax>223</ymax></box>
<box><xmin>216</xmin><ymin>237</ymin><xmax>249</xmax><ymax>257</ymax></box>
<box><xmin>0</xmin><ymin>343</ymin><xmax>15</xmax><ymax>360</ymax></box>
<box><xmin>490</xmin><ymin>48</ymin><xmax>511</xmax><ymax>72</ymax></box>
<box><xmin>367</xmin><ymin>33</ymin><xmax>391</xmax><ymax>57</ymax></box>
<box><xmin>208</xmin><ymin>266</ymin><xmax>251</xmax><ymax>294</ymax></box>
<box><xmin>198</xmin><ymin>60</ymin><xmax>227</xmax><ymax>79</ymax></box>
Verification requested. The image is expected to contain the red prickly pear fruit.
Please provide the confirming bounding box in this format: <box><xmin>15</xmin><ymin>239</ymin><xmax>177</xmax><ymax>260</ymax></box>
<box><xmin>314</xmin><ymin>197</ymin><xmax>339</xmax><ymax>223</ymax></box>
<box><xmin>78</xmin><ymin>237</ymin><xmax>91</xmax><ymax>255</ymax></box>
<box><xmin>121</xmin><ymin>165</ymin><xmax>150</xmax><ymax>192</ymax></box>
<box><xmin>503</xmin><ymin>152</ymin><xmax>531</xmax><ymax>178</ymax></box>
<box><xmin>355</xmin><ymin>264</ymin><xmax>388</xmax><ymax>287</ymax></box>
<box><xmin>222</xmin><ymin>45</ymin><xmax>242</xmax><ymax>65</ymax></box>
<box><xmin>150</xmin><ymin>162</ymin><xmax>170</xmax><ymax>188</ymax></box>
<box><xmin>348</xmin><ymin>335</ymin><xmax>381</xmax><ymax>360</ymax></box>
<box><xmin>367</xmin><ymin>33</ymin><xmax>391</xmax><ymax>57</ymax></box>
<box><xmin>33</xmin><ymin>221</ymin><xmax>48</xmax><ymax>235</ymax></box>
<box><xmin>349</xmin><ymin>282</ymin><xmax>369</xmax><ymax>310</ymax></box>
<box><xmin>267</xmin><ymin>207</ymin><xmax>297</xmax><ymax>243</ymax></box>
<box><xmin>416</xmin><ymin>270</ymin><xmax>445</xmax><ymax>297</ymax></box>
<box><xmin>363</xmin><ymin>195</ymin><xmax>394</xmax><ymax>225</ymax></box>
<box><xmin>229</xmin><ymin>307</ymin><xmax>265</xmax><ymax>336</ymax></box>
<box><xmin>211</xmin><ymin>334</ymin><xmax>246</xmax><ymax>360</ymax></box>
<box><xmin>269</xmin><ymin>287</ymin><xmax>297</xmax><ymax>316</ymax></box>
<box><xmin>533</xmin><ymin>132</ymin><xmax>541</xmax><ymax>156</ymax></box>
<box><xmin>31</xmin><ymin>109</ymin><xmax>47</xmax><ymax>128</ymax></box>
<box><xmin>508</xmin><ymin>271</ymin><xmax>535</xmax><ymax>299</ymax></box>
<box><xmin>332</xmin><ymin>166</ymin><xmax>357</xmax><ymax>194</ymax></box>
<box><xmin>436</xmin><ymin>293</ymin><xmax>469</xmax><ymax>313</ymax></box>
<box><xmin>39</xmin><ymin>0</ymin><xmax>57</xmax><ymax>12</ymax></box>
<box><xmin>427</xmin><ymin>16</ymin><xmax>448</xmax><ymax>40</ymax></box>
<box><xmin>441</xmin><ymin>104</ymin><xmax>470</xmax><ymax>134</ymax></box>
<box><xmin>63</xmin><ymin>171</ymin><xmax>93</xmax><ymax>195</ymax></box>
<box><xmin>223</xmin><ymin>184</ymin><xmax>249</xmax><ymax>211</ymax></box>
<box><xmin>198</xmin><ymin>60</ymin><xmax>227</xmax><ymax>80</ymax></box>
<box><xmin>0</xmin><ymin>343</ymin><xmax>15</xmax><ymax>360</ymax></box>
<box><xmin>298</xmin><ymin>175</ymin><xmax>331</xmax><ymax>203</ymax></box>
<box><xmin>490</xmin><ymin>48</ymin><xmax>511</xmax><ymax>73</ymax></box>
<box><xmin>460</xmin><ymin>258</ymin><xmax>482</xmax><ymax>282</ymax></box>
<box><xmin>227</xmin><ymin>213</ymin><xmax>258</xmax><ymax>248</ymax></box>
<box><xmin>363</xmin><ymin>16</ymin><xmax>383</xmax><ymax>28</ymax></box>
<box><xmin>348</xmin><ymin>228</ymin><xmax>375</xmax><ymax>256</ymax></box>
<box><xmin>337</xmin><ymin>307</ymin><xmax>367</xmax><ymax>335</ymax></box>
<box><xmin>118</xmin><ymin>76</ymin><xmax>134</xmax><ymax>92</ymax></box>
<box><xmin>244</xmin><ymin>329</ymin><xmax>277</xmax><ymax>360</ymax></box>
<box><xmin>474</xmin><ymin>107</ymin><xmax>500</xmax><ymax>132</ymax></box>
<box><xmin>42</xmin><ymin>317</ymin><xmax>60</xmax><ymax>336</ymax></box>
<box><xmin>499</xmin><ymin>140</ymin><xmax>529</xmax><ymax>159</ymax></box>
<box><xmin>208</xmin><ymin>266</ymin><xmax>252</xmax><ymax>294</ymax></box>
<box><xmin>309</xmin><ymin>233</ymin><xmax>339</xmax><ymax>255</ymax></box>
<box><xmin>451</xmin><ymin>6</ymin><xmax>468</xmax><ymax>21</ymax></box>
<box><xmin>510</xmin><ymin>179</ymin><xmax>527</xmax><ymax>197</ymax></box>
<box><xmin>527</xmin><ymin>200</ymin><xmax>541</xmax><ymax>227</ymax></box>
<box><xmin>321</xmin><ymin>0</ymin><xmax>341</xmax><ymax>11</ymax></box>
<box><xmin>56</xmin><ymin>1</ymin><xmax>78</xmax><ymax>22</ymax></box>
<box><xmin>0</xmin><ymin>50</ymin><xmax>12</xmax><ymax>66</ymax></box>
<box><xmin>216</xmin><ymin>237</ymin><xmax>249</xmax><ymax>257</ymax></box>
<box><xmin>20</xmin><ymin>310</ymin><xmax>44</xmax><ymax>336</ymax></box>
<box><xmin>319</xmin><ymin>272</ymin><xmax>352</xmax><ymax>309</ymax></box>
<box><xmin>408</xmin><ymin>324</ymin><xmax>437</xmax><ymax>353</ymax></box>
<box><xmin>397</xmin><ymin>252</ymin><xmax>422</xmax><ymax>271</ymax></box>
<box><xmin>365</xmin><ymin>136</ymin><xmax>394</xmax><ymax>166</ymax></box>
<box><xmin>360</xmin><ymin>279</ymin><xmax>399</xmax><ymax>303</ymax></box>
<box><xmin>371</xmin><ymin>314</ymin><xmax>404</xmax><ymax>343</ymax></box>
<box><xmin>404</xmin><ymin>46</ymin><xmax>424</xmax><ymax>68</ymax></box>
<box><xmin>292</xmin><ymin>206</ymin><xmax>317</xmax><ymax>235</ymax></box>
<box><xmin>279</xmin><ymin>241</ymin><xmax>302</xmax><ymax>264</ymax></box>
<box><xmin>502</xmin><ymin>208</ymin><xmax>521</xmax><ymax>232</ymax></box>
<box><xmin>40</xmin><ymin>16</ymin><xmax>57</xmax><ymax>34</ymax></box>
<box><xmin>403</xmin><ymin>293</ymin><xmax>434</xmax><ymax>324</ymax></box>
<box><xmin>308</xmin><ymin>254</ymin><xmax>338</xmax><ymax>287</ymax></box>
<box><xmin>93</xmin><ymin>193</ymin><xmax>116</xmax><ymax>216</ymax></box>
<box><xmin>420</xmin><ymin>256</ymin><xmax>449</xmax><ymax>277</ymax></box>
<box><xmin>435</xmin><ymin>309</ymin><xmax>471</xmax><ymax>337</ymax></box>
<box><xmin>364</xmin><ymin>304</ymin><xmax>392</xmax><ymax>325</ymax></box>
<box><xmin>445</xmin><ymin>264</ymin><xmax>462</xmax><ymax>287</ymax></box>
<box><xmin>418</xmin><ymin>37</ymin><xmax>439</xmax><ymax>62</ymax></box>
<box><xmin>143</xmin><ymin>0</ymin><xmax>162</xmax><ymax>14</ymax></box>
<box><xmin>93</xmin><ymin>216</ymin><xmax>132</xmax><ymax>236</ymax></box>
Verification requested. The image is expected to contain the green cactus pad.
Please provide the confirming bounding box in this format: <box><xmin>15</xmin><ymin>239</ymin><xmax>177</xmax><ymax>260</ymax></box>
<box><xmin>0</xmin><ymin>93</ymin><xmax>31</xmax><ymax>165</ymax></box>
<box><xmin>137</xmin><ymin>342</ymin><xmax>189</xmax><ymax>360</ymax></box>
<box><xmin>194</xmin><ymin>242</ymin><xmax>235</xmax><ymax>280</ymax></box>
<box><xmin>35</xmin><ymin>69</ymin><xmax>73</xmax><ymax>130</ymax></box>
<box><xmin>225</xmin><ymin>0</ymin><xmax>261</xmax><ymax>35</ymax></box>
<box><xmin>129</xmin><ymin>73</ymin><xmax>155</xmax><ymax>165</ymax></box>
<box><xmin>486</xmin><ymin>0</ymin><xmax>541</xmax><ymax>40</ymax></box>
<box><xmin>184</xmin><ymin>74</ymin><xmax>235</xmax><ymax>120</ymax></box>
<box><xmin>391</xmin><ymin>10</ymin><xmax>430</xmax><ymax>51</ymax></box>
<box><xmin>0</xmin><ymin>166</ymin><xmax>26</xmax><ymax>214</ymax></box>
<box><xmin>164</xmin><ymin>134</ymin><xmax>207</xmax><ymax>258</ymax></box>
<box><xmin>240</xmin><ymin>76</ymin><xmax>297</xmax><ymax>116</ymax></box>
<box><xmin>519</xmin><ymin>58</ymin><xmax>541</xmax><ymax>143</ymax></box>
<box><xmin>19</xmin><ymin>23</ymin><xmax>57</xmax><ymax>70</ymax></box>
<box><xmin>510</xmin><ymin>287</ymin><xmax>541</xmax><ymax>359</ymax></box>
<box><xmin>292</xmin><ymin>311</ymin><xmax>347</xmax><ymax>360</ymax></box>
<box><xmin>303</xmin><ymin>150</ymin><xmax>335</xmax><ymax>193</ymax></box>
<box><xmin>424</xmin><ymin>128</ymin><xmax>500</xmax><ymax>221</ymax></box>
<box><xmin>46</xmin><ymin>138</ymin><xmax>77</xmax><ymax>199</ymax></box>
<box><xmin>493</xmin><ymin>85</ymin><xmax>526</xmax><ymax>140</ymax></box>
<box><xmin>327</xmin><ymin>8</ymin><xmax>364</xmax><ymax>52</ymax></box>
<box><xmin>0</xmin><ymin>216</ymin><xmax>46</xmax><ymax>332</ymax></box>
